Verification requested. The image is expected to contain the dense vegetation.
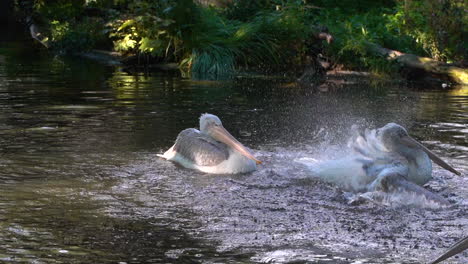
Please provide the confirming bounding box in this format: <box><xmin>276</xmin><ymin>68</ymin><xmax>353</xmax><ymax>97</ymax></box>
<box><xmin>15</xmin><ymin>0</ymin><xmax>467</xmax><ymax>78</ymax></box>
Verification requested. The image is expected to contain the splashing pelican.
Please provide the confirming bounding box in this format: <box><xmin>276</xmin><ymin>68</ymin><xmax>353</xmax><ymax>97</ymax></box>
<box><xmin>158</xmin><ymin>113</ymin><xmax>261</xmax><ymax>174</ymax></box>
<box><xmin>303</xmin><ymin>123</ymin><xmax>460</xmax><ymax>204</ymax></box>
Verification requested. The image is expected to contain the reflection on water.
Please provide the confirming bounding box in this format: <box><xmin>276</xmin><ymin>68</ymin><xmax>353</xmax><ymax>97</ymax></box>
<box><xmin>0</xmin><ymin>41</ymin><xmax>467</xmax><ymax>263</ymax></box>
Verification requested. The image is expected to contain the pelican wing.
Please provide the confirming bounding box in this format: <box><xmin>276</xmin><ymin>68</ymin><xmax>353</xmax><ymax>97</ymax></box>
<box><xmin>173</xmin><ymin>128</ymin><xmax>229</xmax><ymax>166</ymax></box>
<box><xmin>303</xmin><ymin>128</ymin><xmax>396</xmax><ymax>192</ymax></box>
<box><xmin>350</xmin><ymin>127</ymin><xmax>388</xmax><ymax>160</ymax></box>
<box><xmin>367</xmin><ymin>167</ymin><xmax>449</xmax><ymax>207</ymax></box>
<box><xmin>349</xmin><ymin>127</ymin><xmax>407</xmax><ymax>178</ymax></box>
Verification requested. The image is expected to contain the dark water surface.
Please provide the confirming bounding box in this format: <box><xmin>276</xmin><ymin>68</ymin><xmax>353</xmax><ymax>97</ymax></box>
<box><xmin>0</xmin><ymin>41</ymin><xmax>467</xmax><ymax>263</ymax></box>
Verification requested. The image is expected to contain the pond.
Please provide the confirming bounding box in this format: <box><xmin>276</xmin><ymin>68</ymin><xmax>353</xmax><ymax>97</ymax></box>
<box><xmin>0</xmin><ymin>40</ymin><xmax>467</xmax><ymax>263</ymax></box>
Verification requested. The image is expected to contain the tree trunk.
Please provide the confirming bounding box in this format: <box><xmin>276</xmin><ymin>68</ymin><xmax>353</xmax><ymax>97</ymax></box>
<box><xmin>368</xmin><ymin>43</ymin><xmax>468</xmax><ymax>84</ymax></box>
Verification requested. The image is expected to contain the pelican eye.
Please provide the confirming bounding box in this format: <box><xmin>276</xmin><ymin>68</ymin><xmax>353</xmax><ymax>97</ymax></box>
<box><xmin>396</xmin><ymin>129</ymin><xmax>406</xmax><ymax>138</ymax></box>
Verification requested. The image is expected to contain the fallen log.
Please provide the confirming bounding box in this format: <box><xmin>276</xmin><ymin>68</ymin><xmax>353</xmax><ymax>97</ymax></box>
<box><xmin>368</xmin><ymin>43</ymin><xmax>468</xmax><ymax>84</ymax></box>
<box><xmin>78</xmin><ymin>50</ymin><xmax>123</xmax><ymax>66</ymax></box>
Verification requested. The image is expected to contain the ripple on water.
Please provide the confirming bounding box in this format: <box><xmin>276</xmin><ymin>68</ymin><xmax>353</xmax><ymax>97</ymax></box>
<box><xmin>1</xmin><ymin>47</ymin><xmax>467</xmax><ymax>263</ymax></box>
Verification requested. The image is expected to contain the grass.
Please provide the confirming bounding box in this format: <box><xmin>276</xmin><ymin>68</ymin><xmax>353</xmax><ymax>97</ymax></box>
<box><xmin>30</xmin><ymin>0</ymin><xmax>465</xmax><ymax>78</ymax></box>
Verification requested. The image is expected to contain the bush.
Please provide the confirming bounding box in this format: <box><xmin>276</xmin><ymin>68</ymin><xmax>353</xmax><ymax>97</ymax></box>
<box><xmin>27</xmin><ymin>0</ymin><xmax>466</xmax><ymax>77</ymax></box>
<box><xmin>315</xmin><ymin>9</ymin><xmax>401</xmax><ymax>72</ymax></box>
<box><xmin>389</xmin><ymin>0</ymin><xmax>466</xmax><ymax>62</ymax></box>
<box><xmin>32</xmin><ymin>0</ymin><xmax>107</xmax><ymax>52</ymax></box>
<box><xmin>49</xmin><ymin>17</ymin><xmax>105</xmax><ymax>52</ymax></box>
<box><xmin>108</xmin><ymin>0</ymin><xmax>315</xmax><ymax>77</ymax></box>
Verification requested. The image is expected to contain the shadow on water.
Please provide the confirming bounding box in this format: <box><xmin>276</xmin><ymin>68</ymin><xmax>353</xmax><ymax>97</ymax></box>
<box><xmin>0</xmin><ymin>41</ymin><xmax>467</xmax><ymax>263</ymax></box>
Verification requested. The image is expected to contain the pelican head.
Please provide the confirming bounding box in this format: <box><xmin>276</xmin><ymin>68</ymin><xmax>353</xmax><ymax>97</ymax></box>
<box><xmin>199</xmin><ymin>114</ymin><xmax>262</xmax><ymax>164</ymax></box>
<box><xmin>377</xmin><ymin>123</ymin><xmax>460</xmax><ymax>175</ymax></box>
<box><xmin>200</xmin><ymin>113</ymin><xmax>223</xmax><ymax>134</ymax></box>
<box><xmin>377</xmin><ymin>123</ymin><xmax>410</xmax><ymax>151</ymax></box>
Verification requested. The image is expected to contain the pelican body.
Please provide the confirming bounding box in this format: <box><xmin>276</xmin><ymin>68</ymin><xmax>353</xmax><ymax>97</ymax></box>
<box><xmin>308</xmin><ymin>123</ymin><xmax>460</xmax><ymax>195</ymax></box>
<box><xmin>158</xmin><ymin>114</ymin><xmax>261</xmax><ymax>174</ymax></box>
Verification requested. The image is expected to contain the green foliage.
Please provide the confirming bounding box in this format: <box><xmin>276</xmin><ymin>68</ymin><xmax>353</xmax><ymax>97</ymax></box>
<box><xmin>49</xmin><ymin>17</ymin><xmax>104</xmax><ymax>52</ymax></box>
<box><xmin>316</xmin><ymin>0</ymin><xmax>465</xmax><ymax>68</ymax></box>
<box><xmin>34</xmin><ymin>0</ymin><xmax>85</xmax><ymax>21</ymax></box>
<box><xmin>110</xmin><ymin>16</ymin><xmax>170</xmax><ymax>56</ymax></box>
<box><xmin>312</xmin><ymin>0</ymin><xmax>396</xmax><ymax>14</ymax></box>
<box><xmin>32</xmin><ymin>0</ymin><xmax>107</xmax><ymax>52</ymax></box>
<box><xmin>107</xmin><ymin>0</ymin><xmax>314</xmax><ymax>77</ymax></box>
<box><xmin>108</xmin><ymin>0</ymin><xmax>195</xmax><ymax>59</ymax></box>
<box><xmin>388</xmin><ymin>0</ymin><xmax>466</xmax><ymax>62</ymax></box>
<box><xmin>223</xmin><ymin>0</ymin><xmax>272</xmax><ymax>21</ymax></box>
<box><xmin>27</xmin><ymin>0</ymin><xmax>466</xmax><ymax>77</ymax></box>
<box><xmin>315</xmin><ymin>9</ymin><xmax>399</xmax><ymax>73</ymax></box>
<box><xmin>189</xmin><ymin>48</ymin><xmax>236</xmax><ymax>77</ymax></box>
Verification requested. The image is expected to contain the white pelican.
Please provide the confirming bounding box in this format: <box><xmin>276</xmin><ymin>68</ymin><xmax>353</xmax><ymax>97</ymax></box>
<box><xmin>158</xmin><ymin>113</ymin><xmax>261</xmax><ymax>174</ymax></box>
<box><xmin>304</xmin><ymin>123</ymin><xmax>460</xmax><ymax>200</ymax></box>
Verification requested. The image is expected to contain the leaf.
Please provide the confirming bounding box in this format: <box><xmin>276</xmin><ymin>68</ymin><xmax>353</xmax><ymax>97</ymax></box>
<box><xmin>118</xmin><ymin>20</ymin><xmax>135</xmax><ymax>32</ymax></box>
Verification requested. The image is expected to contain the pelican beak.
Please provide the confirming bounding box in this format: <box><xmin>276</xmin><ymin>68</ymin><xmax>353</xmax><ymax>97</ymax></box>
<box><xmin>400</xmin><ymin>136</ymin><xmax>460</xmax><ymax>175</ymax></box>
<box><xmin>212</xmin><ymin>126</ymin><xmax>262</xmax><ymax>164</ymax></box>
<box><xmin>429</xmin><ymin>235</ymin><xmax>468</xmax><ymax>264</ymax></box>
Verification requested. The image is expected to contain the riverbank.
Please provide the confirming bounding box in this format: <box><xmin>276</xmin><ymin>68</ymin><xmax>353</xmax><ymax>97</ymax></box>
<box><xmin>13</xmin><ymin>0</ymin><xmax>467</xmax><ymax>84</ymax></box>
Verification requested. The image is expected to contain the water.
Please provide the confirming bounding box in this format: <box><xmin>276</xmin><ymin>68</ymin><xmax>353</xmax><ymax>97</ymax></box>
<box><xmin>0</xmin><ymin>41</ymin><xmax>467</xmax><ymax>263</ymax></box>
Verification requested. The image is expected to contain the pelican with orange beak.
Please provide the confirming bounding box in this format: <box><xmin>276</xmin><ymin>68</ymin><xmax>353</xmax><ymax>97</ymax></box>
<box><xmin>158</xmin><ymin>113</ymin><xmax>261</xmax><ymax>174</ymax></box>
<box><xmin>306</xmin><ymin>123</ymin><xmax>460</xmax><ymax>202</ymax></box>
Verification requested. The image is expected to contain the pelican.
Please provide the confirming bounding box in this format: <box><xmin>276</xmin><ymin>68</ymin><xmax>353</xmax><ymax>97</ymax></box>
<box><xmin>303</xmin><ymin>123</ymin><xmax>460</xmax><ymax>202</ymax></box>
<box><xmin>158</xmin><ymin>113</ymin><xmax>261</xmax><ymax>174</ymax></box>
